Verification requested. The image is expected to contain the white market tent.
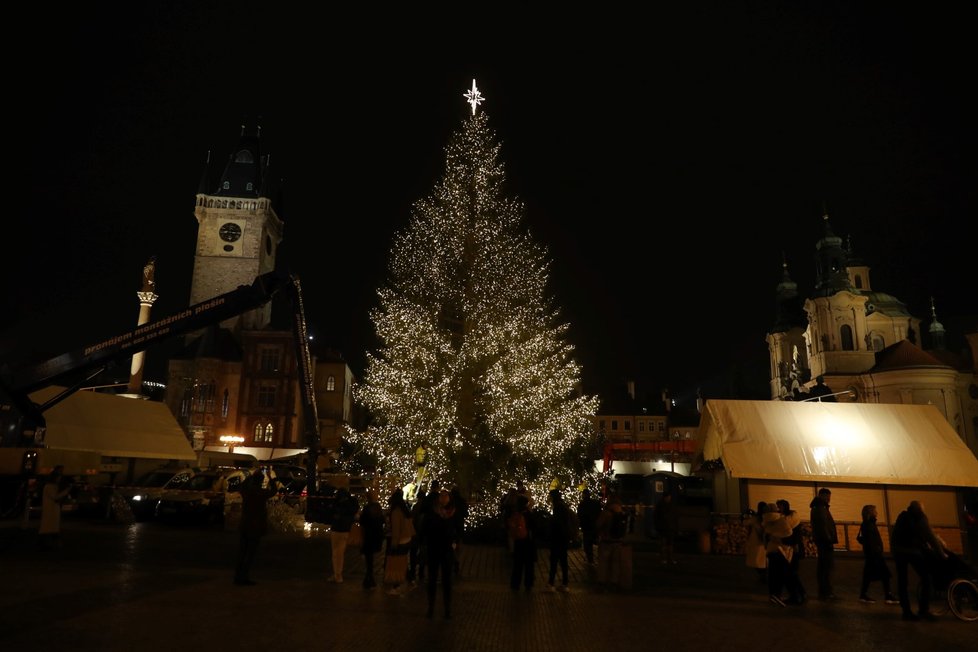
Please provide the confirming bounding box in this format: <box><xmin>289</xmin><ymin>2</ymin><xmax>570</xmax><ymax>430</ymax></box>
<box><xmin>697</xmin><ymin>400</ymin><xmax>978</xmax><ymax>542</ymax></box>
<box><xmin>30</xmin><ymin>386</ymin><xmax>196</xmax><ymax>462</ymax></box>
<box><xmin>700</xmin><ymin>399</ymin><xmax>978</xmax><ymax>487</ymax></box>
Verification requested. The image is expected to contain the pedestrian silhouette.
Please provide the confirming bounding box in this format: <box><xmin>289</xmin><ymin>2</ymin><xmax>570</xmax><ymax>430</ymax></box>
<box><xmin>424</xmin><ymin>489</ymin><xmax>458</xmax><ymax>618</ymax></box>
<box><xmin>891</xmin><ymin>500</ymin><xmax>947</xmax><ymax>620</ymax></box>
<box><xmin>38</xmin><ymin>465</ymin><xmax>71</xmax><ymax>550</ymax></box>
<box><xmin>233</xmin><ymin>468</ymin><xmax>279</xmax><ymax>586</ymax></box>
<box><xmin>809</xmin><ymin>487</ymin><xmax>838</xmax><ymax>600</ymax></box>
<box><xmin>857</xmin><ymin>504</ymin><xmax>898</xmax><ymax>604</ymax></box>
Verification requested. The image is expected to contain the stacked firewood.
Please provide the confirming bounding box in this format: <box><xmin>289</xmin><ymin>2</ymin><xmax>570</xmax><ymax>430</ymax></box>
<box><xmin>710</xmin><ymin>515</ymin><xmax>749</xmax><ymax>555</ymax></box>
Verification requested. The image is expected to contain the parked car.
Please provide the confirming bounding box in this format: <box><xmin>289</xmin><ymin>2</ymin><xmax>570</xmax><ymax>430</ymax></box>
<box><xmin>267</xmin><ymin>464</ymin><xmax>308</xmax><ymax>507</ymax></box>
<box><xmin>305</xmin><ymin>483</ymin><xmax>340</xmax><ymax>525</ymax></box>
<box><xmin>117</xmin><ymin>467</ymin><xmax>195</xmax><ymax>521</ymax></box>
<box><xmin>155</xmin><ymin>467</ymin><xmax>250</xmax><ymax>524</ymax></box>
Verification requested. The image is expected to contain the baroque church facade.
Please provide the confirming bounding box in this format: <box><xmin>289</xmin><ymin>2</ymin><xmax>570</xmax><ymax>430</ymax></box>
<box><xmin>163</xmin><ymin>125</ymin><xmax>354</xmax><ymax>462</ymax></box>
<box><xmin>767</xmin><ymin>212</ymin><xmax>978</xmax><ymax>458</ymax></box>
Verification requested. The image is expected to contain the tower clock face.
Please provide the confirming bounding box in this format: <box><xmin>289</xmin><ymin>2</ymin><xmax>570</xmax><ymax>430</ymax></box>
<box><xmin>219</xmin><ymin>222</ymin><xmax>242</xmax><ymax>242</ymax></box>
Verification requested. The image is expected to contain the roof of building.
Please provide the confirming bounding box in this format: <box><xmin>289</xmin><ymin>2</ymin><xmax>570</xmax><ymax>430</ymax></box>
<box><xmin>872</xmin><ymin>339</ymin><xmax>952</xmax><ymax>372</ymax></box>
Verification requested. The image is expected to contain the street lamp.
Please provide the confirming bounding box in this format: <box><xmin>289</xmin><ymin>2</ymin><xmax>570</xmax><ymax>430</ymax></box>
<box><xmin>220</xmin><ymin>435</ymin><xmax>244</xmax><ymax>453</ymax></box>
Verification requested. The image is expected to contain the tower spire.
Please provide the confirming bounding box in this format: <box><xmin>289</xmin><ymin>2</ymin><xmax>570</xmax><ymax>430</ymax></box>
<box><xmin>928</xmin><ymin>296</ymin><xmax>947</xmax><ymax>350</ymax></box>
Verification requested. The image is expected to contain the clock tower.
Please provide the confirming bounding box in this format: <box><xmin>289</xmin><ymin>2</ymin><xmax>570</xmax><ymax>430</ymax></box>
<box><xmin>189</xmin><ymin>124</ymin><xmax>283</xmax><ymax>334</ymax></box>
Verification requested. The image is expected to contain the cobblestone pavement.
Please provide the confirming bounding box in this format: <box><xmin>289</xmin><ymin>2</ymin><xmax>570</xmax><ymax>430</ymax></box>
<box><xmin>1</xmin><ymin>518</ymin><xmax>974</xmax><ymax>652</ymax></box>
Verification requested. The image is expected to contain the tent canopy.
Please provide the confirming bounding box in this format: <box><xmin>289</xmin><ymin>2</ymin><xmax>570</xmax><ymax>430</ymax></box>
<box><xmin>30</xmin><ymin>386</ymin><xmax>197</xmax><ymax>461</ymax></box>
<box><xmin>699</xmin><ymin>400</ymin><xmax>978</xmax><ymax>487</ymax></box>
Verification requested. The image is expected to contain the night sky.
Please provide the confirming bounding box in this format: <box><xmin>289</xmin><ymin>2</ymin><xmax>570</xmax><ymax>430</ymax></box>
<box><xmin>4</xmin><ymin>4</ymin><xmax>975</xmax><ymax>408</ymax></box>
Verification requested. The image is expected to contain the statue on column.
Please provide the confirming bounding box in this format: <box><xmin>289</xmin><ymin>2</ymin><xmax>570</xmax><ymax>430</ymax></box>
<box><xmin>141</xmin><ymin>256</ymin><xmax>157</xmax><ymax>293</ymax></box>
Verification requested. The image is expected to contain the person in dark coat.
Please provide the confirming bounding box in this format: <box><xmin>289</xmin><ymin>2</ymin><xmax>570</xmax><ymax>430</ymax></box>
<box><xmin>857</xmin><ymin>504</ymin><xmax>898</xmax><ymax>604</ymax></box>
<box><xmin>546</xmin><ymin>489</ymin><xmax>572</xmax><ymax>591</ymax></box>
<box><xmin>576</xmin><ymin>489</ymin><xmax>602</xmax><ymax>565</ymax></box>
<box><xmin>508</xmin><ymin>494</ymin><xmax>537</xmax><ymax>591</ymax></box>
<box><xmin>891</xmin><ymin>500</ymin><xmax>947</xmax><ymax>621</ymax></box>
<box><xmin>809</xmin><ymin>487</ymin><xmax>838</xmax><ymax>600</ymax></box>
<box><xmin>450</xmin><ymin>486</ymin><xmax>469</xmax><ymax>576</ymax></box>
<box><xmin>654</xmin><ymin>492</ymin><xmax>679</xmax><ymax>565</ymax></box>
<box><xmin>359</xmin><ymin>489</ymin><xmax>385</xmax><ymax>589</ymax></box>
<box><xmin>423</xmin><ymin>489</ymin><xmax>458</xmax><ymax>618</ymax></box>
<box><xmin>408</xmin><ymin>488</ymin><xmax>427</xmax><ymax>584</ymax></box>
<box><xmin>233</xmin><ymin>468</ymin><xmax>279</xmax><ymax>586</ymax></box>
<box><xmin>329</xmin><ymin>488</ymin><xmax>360</xmax><ymax>583</ymax></box>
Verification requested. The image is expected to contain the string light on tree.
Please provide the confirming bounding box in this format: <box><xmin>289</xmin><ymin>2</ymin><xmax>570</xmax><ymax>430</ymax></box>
<box><xmin>345</xmin><ymin>81</ymin><xmax>599</xmax><ymax>519</ymax></box>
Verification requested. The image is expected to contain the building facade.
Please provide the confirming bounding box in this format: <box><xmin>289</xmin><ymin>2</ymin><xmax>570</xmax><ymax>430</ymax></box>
<box><xmin>164</xmin><ymin>125</ymin><xmax>355</xmax><ymax>461</ymax></box>
<box><xmin>766</xmin><ymin>211</ymin><xmax>978</xmax><ymax>458</ymax></box>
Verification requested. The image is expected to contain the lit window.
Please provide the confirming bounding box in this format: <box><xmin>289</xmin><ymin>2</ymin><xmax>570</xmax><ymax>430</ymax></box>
<box><xmin>222</xmin><ymin>181</ymin><xmax>229</xmax><ymax>190</ymax></box>
<box><xmin>264</xmin><ymin>423</ymin><xmax>274</xmax><ymax>442</ymax></box>
<box><xmin>254</xmin><ymin>423</ymin><xmax>263</xmax><ymax>440</ymax></box>
<box><xmin>327</xmin><ymin>375</ymin><xmax>336</xmax><ymax>391</ymax></box>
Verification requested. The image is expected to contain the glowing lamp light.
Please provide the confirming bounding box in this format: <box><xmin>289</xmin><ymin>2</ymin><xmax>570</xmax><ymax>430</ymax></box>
<box><xmin>220</xmin><ymin>435</ymin><xmax>245</xmax><ymax>452</ymax></box>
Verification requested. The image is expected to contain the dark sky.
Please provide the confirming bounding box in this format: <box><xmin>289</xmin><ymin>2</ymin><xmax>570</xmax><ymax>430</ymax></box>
<box><xmin>4</xmin><ymin>4</ymin><xmax>975</xmax><ymax>408</ymax></box>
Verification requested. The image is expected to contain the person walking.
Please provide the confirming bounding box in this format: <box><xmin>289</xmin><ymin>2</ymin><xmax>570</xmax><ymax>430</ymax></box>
<box><xmin>577</xmin><ymin>488</ymin><xmax>602</xmax><ymax>565</ymax></box>
<box><xmin>424</xmin><ymin>489</ymin><xmax>458</xmax><ymax>618</ymax></box>
<box><xmin>359</xmin><ymin>489</ymin><xmax>385</xmax><ymax>589</ymax></box>
<box><xmin>546</xmin><ymin>489</ymin><xmax>572</xmax><ymax>592</ymax></box>
<box><xmin>500</xmin><ymin>486</ymin><xmax>519</xmax><ymax>552</ymax></box>
<box><xmin>232</xmin><ymin>468</ymin><xmax>279</xmax><ymax>586</ymax></box>
<box><xmin>654</xmin><ymin>492</ymin><xmax>679</xmax><ymax>565</ymax></box>
<box><xmin>891</xmin><ymin>500</ymin><xmax>947</xmax><ymax>621</ymax></box>
<box><xmin>408</xmin><ymin>488</ymin><xmax>427</xmax><ymax>585</ymax></box>
<box><xmin>744</xmin><ymin>501</ymin><xmax>768</xmax><ymax>585</ymax></box>
<box><xmin>38</xmin><ymin>465</ymin><xmax>72</xmax><ymax>550</ymax></box>
<box><xmin>595</xmin><ymin>494</ymin><xmax>628</xmax><ymax>590</ymax></box>
<box><xmin>329</xmin><ymin>488</ymin><xmax>360</xmax><ymax>583</ymax></box>
<box><xmin>809</xmin><ymin>487</ymin><xmax>838</xmax><ymax>600</ymax></box>
<box><xmin>384</xmin><ymin>488</ymin><xmax>414</xmax><ymax>596</ymax></box>
<box><xmin>450</xmin><ymin>486</ymin><xmax>468</xmax><ymax>577</ymax></box>
<box><xmin>762</xmin><ymin>500</ymin><xmax>800</xmax><ymax>607</ymax></box>
<box><xmin>508</xmin><ymin>494</ymin><xmax>537</xmax><ymax>591</ymax></box>
<box><xmin>857</xmin><ymin>504</ymin><xmax>898</xmax><ymax>605</ymax></box>
<box><xmin>776</xmin><ymin>499</ymin><xmax>807</xmax><ymax>604</ymax></box>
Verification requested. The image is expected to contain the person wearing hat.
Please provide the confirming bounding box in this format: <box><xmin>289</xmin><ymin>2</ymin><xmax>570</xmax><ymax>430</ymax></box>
<box><xmin>546</xmin><ymin>489</ymin><xmax>572</xmax><ymax>592</ymax></box>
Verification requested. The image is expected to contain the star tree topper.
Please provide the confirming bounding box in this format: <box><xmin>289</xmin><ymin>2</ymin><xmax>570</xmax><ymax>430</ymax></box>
<box><xmin>464</xmin><ymin>79</ymin><xmax>484</xmax><ymax>115</ymax></box>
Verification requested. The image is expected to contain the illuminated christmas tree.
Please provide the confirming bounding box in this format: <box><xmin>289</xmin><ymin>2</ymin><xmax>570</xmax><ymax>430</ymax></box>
<box><xmin>346</xmin><ymin>81</ymin><xmax>599</xmax><ymax>516</ymax></box>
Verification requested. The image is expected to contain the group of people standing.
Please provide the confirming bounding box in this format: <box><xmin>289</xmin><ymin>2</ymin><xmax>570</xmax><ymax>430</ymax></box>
<box><xmin>500</xmin><ymin>483</ymin><xmax>639</xmax><ymax>594</ymax></box>
<box><xmin>327</xmin><ymin>480</ymin><xmax>467</xmax><ymax>619</ymax></box>
<box><xmin>744</xmin><ymin>488</ymin><xmax>949</xmax><ymax>621</ymax></box>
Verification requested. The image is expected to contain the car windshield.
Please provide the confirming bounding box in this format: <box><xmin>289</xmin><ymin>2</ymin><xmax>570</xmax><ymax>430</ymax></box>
<box><xmin>134</xmin><ymin>471</ymin><xmax>177</xmax><ymax>488</ymax></box>
<box><xmin>184</xmin><ymin>474</ymin><xmax>219</xmax><ymax>491</ymax></box>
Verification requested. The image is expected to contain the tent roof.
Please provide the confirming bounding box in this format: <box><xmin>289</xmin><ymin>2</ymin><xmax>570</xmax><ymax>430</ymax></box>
<box><xmin>699</xmin><ymin>399</ymin><xmax>978</xmax><ymax>487</ymax></box>
<box><xmin>30</xmin><ymin>386</ymin><xmax>197</xmax><ymax>461</ymax></box>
